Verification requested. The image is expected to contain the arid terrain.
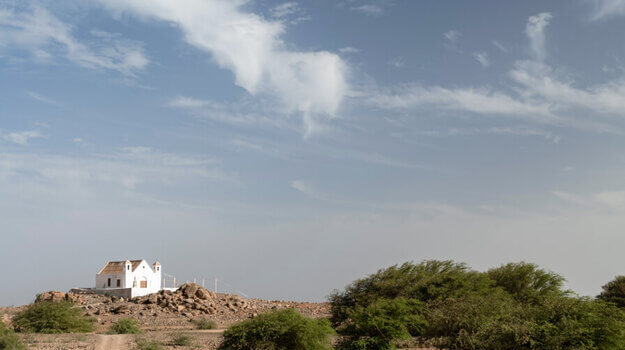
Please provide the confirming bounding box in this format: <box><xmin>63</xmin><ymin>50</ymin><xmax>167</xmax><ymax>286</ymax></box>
<box><xmin>0</xmin><ymin>283</ymin><xmax>330</xmax><ymax>349</ymax></box>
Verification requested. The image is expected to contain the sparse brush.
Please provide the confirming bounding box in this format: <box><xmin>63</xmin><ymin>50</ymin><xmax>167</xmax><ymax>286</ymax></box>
<box><xmin>110</xmin><ymin>318</ymin><xmax>143</xmax><ymax>334</ymax></box>
<box><xmin>171</xmin><ymin>333</ymin><xmax>193</xmax><ymax>346</ymax></box>
<box><xmin>0</xmin><ymin>320</ymin><xmax>27</xmax><ymax>350</ymax></box>
<box><xmin>12</xmin><ymin>301</ymin><xmax>94</xmax><ymax>334</ymax></box>
<box><xmin>136</xmin><ymin>337</ymin><xmax>162</xmax><ymax>350</ymax></box>
<box><xmin>193</xmin><ymin>318</ymin><xmax>217</xmax><ymax>330</ymax></box>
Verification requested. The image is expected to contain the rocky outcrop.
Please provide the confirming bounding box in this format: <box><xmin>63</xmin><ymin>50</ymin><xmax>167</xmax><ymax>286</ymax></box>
<box><xmin>35</xmin><ymin>291</ymin><xmax>84</xmax><ymax>304</ymax></box>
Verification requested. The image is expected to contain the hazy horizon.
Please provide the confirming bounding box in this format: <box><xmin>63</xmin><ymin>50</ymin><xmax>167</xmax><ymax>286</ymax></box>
<box><xmin>3</xmin><ymin>0</ymin><xmax>625</xmax><ymax>306</ymax></box>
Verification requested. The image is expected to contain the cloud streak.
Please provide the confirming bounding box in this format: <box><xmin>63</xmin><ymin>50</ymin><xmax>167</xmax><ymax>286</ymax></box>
<box><xmin>0</xmin><ymin>6</ymin><xmax>148</xmax><ymax>76</ymax></box>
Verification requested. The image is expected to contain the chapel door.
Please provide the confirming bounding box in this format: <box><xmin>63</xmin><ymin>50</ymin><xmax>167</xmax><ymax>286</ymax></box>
<box><xmin>140</xmin><ymin>280</ymin><xmax>147</xmax><ymax>288</ymax></box>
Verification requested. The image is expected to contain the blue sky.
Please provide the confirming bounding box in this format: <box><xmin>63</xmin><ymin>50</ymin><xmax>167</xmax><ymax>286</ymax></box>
<box><xmin>2</xmin><ymin>0</ymin><xmax>625</xmax><ymax>305</ymax></box>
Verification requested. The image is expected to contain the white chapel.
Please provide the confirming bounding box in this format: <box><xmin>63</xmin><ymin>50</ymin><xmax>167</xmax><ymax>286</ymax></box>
<box><xmin>95</xmin><ymin>259</ymin><xmax>162</xmax><ymax>298</ymax></box>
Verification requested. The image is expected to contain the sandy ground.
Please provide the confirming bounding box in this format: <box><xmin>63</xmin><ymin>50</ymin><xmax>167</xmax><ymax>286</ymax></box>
<box><xmin>94</xmin><ymin>334</ymin><xmax>131</xmax><ymax>350</ymax></box>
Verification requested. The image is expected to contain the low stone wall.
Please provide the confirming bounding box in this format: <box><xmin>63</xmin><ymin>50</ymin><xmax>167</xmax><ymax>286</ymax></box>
<box><xmin>91</xmin><ymin>288</ymin><xmax>132</xmax><ymax>299</ymax></box>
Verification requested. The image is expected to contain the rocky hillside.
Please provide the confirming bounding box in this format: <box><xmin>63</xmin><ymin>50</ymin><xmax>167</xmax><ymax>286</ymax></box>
<box><xmin>27</xmin><ymin>284</ymin><xmax>329</xmax><ymax>329</ymax></box>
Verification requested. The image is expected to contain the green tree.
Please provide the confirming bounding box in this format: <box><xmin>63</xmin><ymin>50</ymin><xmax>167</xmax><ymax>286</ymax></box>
<box><xmin>0</xmin><ymin>321</ymin><xmax>26</xmax><ymax>350</ymax></box>
<box><xmin>329</xmin><ymin>260</ymin><xmax>493</xmax><ymax>325</ymax></box>
<box><xmin>486</xmin><ymin>262</ymin><xmax>567</xmax><ymax>302</ymax></box>
<box><xmin>219</xmin><ymin>309</ymin><xmax>334</xmax><ymax>350</ymax></box>
<box><xmin>336</xmin><ymin>297</ymin><xmax>427</xmax><ymax>350</ymax></box>
<box><xmin>598</xmin><ymin>276</ymin><xmax>625</xmax><ymax>308</ymax></box>
<box><xmin>12</xmin><ymin>301</ymin><xmax>94</xmax><ymax>334</ymax></box>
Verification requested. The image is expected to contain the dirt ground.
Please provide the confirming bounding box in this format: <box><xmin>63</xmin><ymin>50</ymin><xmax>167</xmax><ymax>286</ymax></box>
<box><xmin>17</xmin><ymin>330</ymin><xmax>225</xmax><ymax>349</ymax></box>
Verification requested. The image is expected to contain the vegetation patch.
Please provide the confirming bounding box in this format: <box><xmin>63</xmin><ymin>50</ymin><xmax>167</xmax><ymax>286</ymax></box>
<box><xmin>330</xmin><ymin>260</ymin><xmax>625</xmax><ymax>350</ymax></box>
<box><xmin>12</xmin><ymin>301</ymin><xmax>94</xmax><ymax>334</ymax></box>
<box><xmin>0</xmin><ymin>320</ymin><xmax>26</xmax><ymax>350</ymax></box>
<box><xmin>110</xmin><ymin>318</ymin><xmax>143</xmax><ymax>334</ymax></box>
<box><xmin>219</xmin><ymin>308</ymin><xmax>335</xmax><ymax>350</ymax></box>
<box><xmin>136</xmin><ymin>337</ymin><xmax>163</xmax><ymax>350</ymax></box>
<box><xmin>171</xmin><ymin>333</ymin><xmax>193</xmax><ymax>346</ymax></box>
<box><xmin>193</xmin><ymin>318</ymin><xmax>218</xmax><ymax>330</ymax></box>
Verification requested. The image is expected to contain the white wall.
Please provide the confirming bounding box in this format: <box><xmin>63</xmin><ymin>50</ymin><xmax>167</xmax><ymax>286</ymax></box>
<box><xmin>95</xmin><ymin>260</ymin><xmax>162</xmax><ymax>298</ymax></box>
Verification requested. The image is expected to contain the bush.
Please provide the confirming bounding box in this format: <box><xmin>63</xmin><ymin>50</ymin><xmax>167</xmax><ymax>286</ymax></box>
<box><xmin>0</xmin><ymin>321</ymin><xmax>26</xmax><ymax>350</ymax></box>
<box><xmin>110</xmin><ymin>318</ymin><xmax>143</xmax><ymax>334</ymax></box>
<box><xmin>12</xmin><ymin>301</ymin><xmax>94</xmax><ymax>333</ymax></box>
<box><xmin>330</xmin><ymin>260</ymin><xmax>625</xmax><ymax>350</ymax></box>
<box><xmin>336</xmin><ymin>297</ymin><xmax>427</xmax><ymax>350</ymax></box>
<box><xmin>171</xmin><ymin>333</ymin><xmax>193</xmax><ymax>346</ymax></box>
<box><xmin>136</xmin><ymin>337</ymin><xmax>162</xmax><ymax>350</ymax></box>
<box><xmin>193</xmin><ymin>318</ymin><xmax>218</xmax><ymax>330</ymax></box>
<box><xmin>425</xmin><ymin>290</ymin><xmax>532</xmax><ymax>349</ymax></box>
<box><xmin>486</xmin><ymin>262</ymin><xmax>567</xmax><ymax>302</ymax></box>
<box><xmin>598</xmin><ymin>276</ymin><xmax>625</xmax><ymax>308</ymax></box>
<box><xmin>329</xmin><ymin>260</ymin><xmax>492</xmax><ymax>326</ymax></box>
<box><xmin>529</xmin><ymin>297</ymin><xmax>625</xmax><ymax>349</ymax></box>
<box><xmin>219</xmin><ymin>309</ymin><xmax>335</xmax><ymax>350</ymax></box>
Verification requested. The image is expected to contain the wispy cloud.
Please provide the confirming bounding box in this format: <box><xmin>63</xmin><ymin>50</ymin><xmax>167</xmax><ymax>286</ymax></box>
<box><xmin>2</xmin><ymin>130</ymin><xmax>43</xmax><ymax>145</ymax></box>
<box><xmin>526</xmin><ymin>12</ymin><xmax>552</xmax><ymax>62</ymax></box>
<box><xmin>473</xmin><ymin>52</ymin><xmax>490</xmax><ymax>67</ymax></box>
<box><xmin>338</xmin><ymin>46</ymin><xmax>360</xmax><ymax>54</ymax></box>
<box><xmin>492</xmin><ymin>40</ymin><xmax>509</xmax><ymax>53</ymax></box>
<box><xmin>367</xmin><ymin>13</ymin><xmax>625</xmax><ymax>133</ymax></box>
<box><xmin>269</xmin><ymin>2</ymin><xmax>310</xmax><ymax>24</ymax></box>
<box><xmin>25</xmin><ymin>90</ymin><xmax>59</xmax><ymax>106</ymax></box>
<box><xmin>99</xmin><ymin>0</ymin><xmax>348</xmax><ymax>136</ymax></box>
<box><xmin>553</xmin><ymin>190</ymin><xmax>625</xmax><ymax>211</ymax></box>
<box><xmin>590</xmin><ymin>0</ymin><xmax>625</xmax><ymax>20</ymax></box>
<box><xmin>369</xmin><ymin>85</ymin><xmax>555</xmax><ymax>122</ymax></box>
<box><xmin>351</xmin><ymin>4</ymin><xmax>383</xmax><ymax>16</ymax></box>
<box><xmin>168</xmin><ymin>96</ymin><xmax>210</xmax><ymax>109</ymax></box>
<box><xmin>0</xmin><ymin>6</ymin><xmax>149</xmax><ymax>76</ymax></box>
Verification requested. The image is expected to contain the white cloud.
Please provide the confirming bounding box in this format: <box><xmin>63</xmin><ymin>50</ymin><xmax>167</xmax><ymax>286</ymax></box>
<box><xmin>417</xmin><ymin>126</ymin><xmax>561</xmax><ymax>144</ymax></box>
<box><xmin>473</xmin><ymin>52</ymin><xmax>490</xmax><ymax>67</ymax></box>
<box><xmin>2</xmin><ymin>130</ymin><xmax>43</xmax><ymax>145</ymax></box>
<box><xmin>492</xmin><ymin>40</ymin><xmax>508</xmax><ymax>53</ymax></box>
<box><xmin>99</xmin><ymin>0</ymin><xmax>348</xmax><ymax>135</ymax></box>
<box><xmin>553</xmin><ymin>190</ymin><xmax>625</xmax><ymax>210</ymax></box>
<box><xmin>168</xmin><ymin>95</ymin><xmax>210</xmax><ymax>109</ymax></box>
<box><xmin>444</xmin><ymin>30</ymin><xmax>460</xmax><ymax>43</ymax></box>
<box><xmin>351</xmin><ymin>4</ymin><xmax>383</xmax><ymax>16</ymax></box>
<box><xmin>590</xmin><ymin>0</ymin><xmax>625</xmax><ymax>20</ymax></box>
<box><xmin>338</xmin><ymin>46</ymin><xmax>360</xmax><ymax>54</ymax></box>
<box><xmin>526</xmin><ymin>12</ymin><xmax>552</xmax><ymax>62</ymax></box>
<box><xmin>369</xmin><ymin>85</ymin><xmax>555</xmax><ymax>122</ymax></box>
<box><xmin>270</xmin><ymin>2</ymin><xmax>299</xmax><ymax>18</ymax></box>
<box><xmin>0</xmin><ymin>6</ymin><xmax>148</xmax><ymax>76</ymax></box>
<box><xmin>25</xmin><ymin>90</ymin><xmax>59</xmax><ymax>105</ymax></box>
<box><xmin>72</xmin><ymin>137</ymin><xmax>83</xmax><ymax>143</ymax></box>
<box><xmin>509</xmin><ymin>60</ymin><xmax>625</xmax><ymax>118</ymax></box>
<box><xmin>368</xmin><ymin>13</ymin><xmax>625</xmax><ymax>132</ymax></box>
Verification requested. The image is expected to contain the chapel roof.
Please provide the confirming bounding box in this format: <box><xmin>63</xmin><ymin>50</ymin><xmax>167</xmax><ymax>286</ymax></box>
<box><xmin>97</xmin><ymin>260</ymin><xmax>144</xmax><ymax>274</ymax></box>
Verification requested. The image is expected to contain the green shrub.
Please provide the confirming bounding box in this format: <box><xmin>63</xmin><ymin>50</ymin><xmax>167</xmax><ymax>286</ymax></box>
<box><xmin>336</xmin><ymin>297</ymin><xmax>427</xmax><ymax>350</ymax></box>
<box><xmin>486</xmin><ymin>262</ymin><xmax>567</xmax><ymax>302</ymax></box>
<box><xmin>110</xmin><ymin>318</ymin><xmax>143</xmax><ymax>334</ymax></box>
<box><xmin>529</xmin><ymin>297</ymin><xmax>625</xmax><ymax>350</ymax></box>
<box><xmin>12</xmin><ymin>301</ymin><xmax>94</xmax><ymax>333</ymax></box>
<box><xmin>171</xmin><ymin>333</ymin><xmax>193</xmax><ymax>346</ymax></box>
<box><xmin>219</xmin><ymin>309</ymin><xmax>335</xmax><ymax>350</ymax></box>
<box><xmin>598</xmin><ymin>276</ymin><xmax>625</xmax><ymax>308</ymax></box>
<box><xmin>425</xmin><ymin>290</ymin><xmax>533</xmax><ymax>349</ymax></box>
<box><xmin>331</xmin><ymin>260</ymin><xmax>625</xmax><ymax>350</ymax></box>
<box><xmin>329</xmin><ymin>260</ymin><xmax>493</xmax><ymax>326</ymax></box>
<box><xmin>0</xmin><ymin>321</ymin><xmax>26</xmax><ymax>350</ymax></box>
<box><xmin>136</xmin><ymin>337</ymin><xmax>162</xmax><ymax>350</ymax></box>
<box><xmin>193</xmin><ymin>318</ymin><xmax>218</xmax><ymax>330</ymax></box>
